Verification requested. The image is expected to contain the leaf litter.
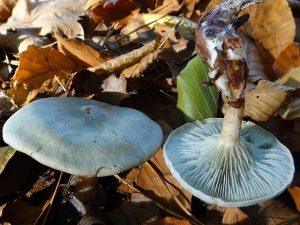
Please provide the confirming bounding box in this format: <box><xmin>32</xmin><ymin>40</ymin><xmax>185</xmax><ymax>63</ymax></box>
<box><xmin>0</xmin><ymin>0</ymin><xmax>300</xmax><ymax>225</ymax></box>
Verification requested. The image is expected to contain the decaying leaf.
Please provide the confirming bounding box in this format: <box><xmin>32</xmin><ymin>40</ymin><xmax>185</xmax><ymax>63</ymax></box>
<box><xmin>177</xmin><ymin>57</ymin><xmax>219</xmax><ymax>122</ymax></box>
<box><xmin>243</xmin><ymin>0</ymin><xmax>295</xmax><ymax>59</ymax></box>
<box><xmin>89</xmin><ymin>38</ymin><xmax>162</xmax><ymax>75</ymax></box>
<box><xmin>0</xmin><ymin>0</ymin><xmax>16</xmax><ymax>22</ymax></box>
<box><xmin>141</xmin><ymin>14</ymin><xmax>197</xmax><ymax>41</ymax></box>
<box><xmin>288</xmin><ymin>187</ymin><xmax>300</xmax><ymax>212</ymax></box>
<box><xmin>8</xmin><ymin>45</ymin><xmax>76</xmax><ymax>106</ymax></box>
<box><xmin>145</xmin><ymin>217</ymin><xmax>191</xmax><ymax>225</ymax></box>
<box><xmin>121</xmin><ymin>41</ymin><xmax>169</xmax><ymax>78</ymax></box>
<box><xmin>242</xmin><ymin>35</ymin><xmax>267</xmax><ymax>82</ymax></box>
<box><xmin>276</xmin><ymin>67</ymin><xmax>300</xmax><ymax>88</ymax></box>
<box><xmin>87</xmin><ymin>0</ymin><xmax>141</xmax><ymax>25</ymax></box>
<box><xmin>273</xmin><ymin>43</ymin><xmax>300</xmax><ymax>77</ymax></box>
<box><xmin>56</xmin><ymin>35</ymin><xmax>110</xmax><ymax>68</ymax></box>
<box><xmin>222</xmin><ymin>208</ymin><xmax>249</xmax><ymax>225</ymax></box>
<box><xmin>282</xmin><ymin>99</ymin><xmax>300</xmax><ymax>120</ymax></box>
<box><xmin>0</xmin><ymin>146</ymin><xmax>16</xmax><ymax>175</ymax></box>
<box><xmin>0</xmin><ymin>0</ymin><xmax>87</xmax><ymax>38</ymax></box>
<box><xmin>120</xmin><ymin>149</ymin><xmax>192</xmax><ymax>218</ymax></box>
<box><xmin>244</xmin><ymin>80</ymin><xmax>289</xmax><ymax>121</ymax></box>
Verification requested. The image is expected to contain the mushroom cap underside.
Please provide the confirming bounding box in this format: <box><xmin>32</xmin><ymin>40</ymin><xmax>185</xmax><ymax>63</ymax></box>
<box><xmin>3</xmin><ymin>97</ymin><xmax>163</xmax><ymax>177</ymax></box>
<box><xmin>163</xmin><ymin>118</ymin><xmax>295</xmax><ymax>207</ymax></box>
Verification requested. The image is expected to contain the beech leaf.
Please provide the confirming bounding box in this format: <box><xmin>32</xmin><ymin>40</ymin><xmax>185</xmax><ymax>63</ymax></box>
<box><xmin>244</xmin><ymin>80</ymin><xmax>289</xmax><ymax>121</ymax></box>
<box><xmin>8</xmin><ymin>45</ymin><xmax>76</xmax><ymax>106</ymax></box>
<box><xmin>177</xmin><ymin>57</ymin><xmax>218</xmax><ymax>122</ymax></box>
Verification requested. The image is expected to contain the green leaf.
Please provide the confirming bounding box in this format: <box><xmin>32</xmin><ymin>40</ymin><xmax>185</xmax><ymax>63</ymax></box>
<box><xmin>177</xmin><ymin>57</ymin><xmax>219</xmax><ymax>122</ymax></box>
<box><xmin>0</xmin><ymin>146</ymin><xmax>16</xmax><ymax>175</ymax></box>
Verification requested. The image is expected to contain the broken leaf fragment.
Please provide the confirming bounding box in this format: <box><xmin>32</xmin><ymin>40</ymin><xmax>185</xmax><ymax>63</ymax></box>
<box><xmin>0</xmin><ymin>146</ymin><xmax>16</xmax><ymax>175</ymax></box>
<box><xmin>8</xmin><ymin>45</ymin><xmax>76</xmax><ymax>106</ymax></box>
<box><xmin>244</xmin><ymin>80</ymin><xmax>289</xmax><ymax>121</ymax></box>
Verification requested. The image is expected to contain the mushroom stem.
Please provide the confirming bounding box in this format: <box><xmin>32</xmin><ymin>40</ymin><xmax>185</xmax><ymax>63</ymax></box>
<box><xmin>220</xmin><ymin>103</ymin><xmax>245</xmax><ymax>145</ymax></box>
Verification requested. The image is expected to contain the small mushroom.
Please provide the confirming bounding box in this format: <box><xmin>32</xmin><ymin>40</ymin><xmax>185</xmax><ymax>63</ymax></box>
<box><xmin>3</xmin><ymin>97</ymin><xmax>163</xmax><ymax>177</ymax></box>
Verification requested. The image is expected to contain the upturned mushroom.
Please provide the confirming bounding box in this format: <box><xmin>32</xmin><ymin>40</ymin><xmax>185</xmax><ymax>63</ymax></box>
<box><xmin>163</xmin><ymin>0</ymin><xmax>294</xmax><ymax>207</ymax></box>
<box><xmin>3</xmin><ymin>97</ymin><xmax>163</xmax><ymax>177</ymax></box>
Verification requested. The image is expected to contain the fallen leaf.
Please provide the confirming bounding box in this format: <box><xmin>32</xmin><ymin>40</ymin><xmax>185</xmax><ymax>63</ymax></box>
<box><xmin>0</xmin><ymin>0</ymin><xmax>87</xmax><ymax>38</ymax></box>
<box><xmin>243</xmin><ymin>0</ymin><xmax>295</xmax><ymax>59</ymax></box>
<box><xmin>120</xmin><ymin>149</ymin><xmax>192</xmax><ymax>218</ymax></box>
<box><xmin>282</xmin><ymin>99</ymin><xmax>300</xmax><ymax>120</ymax></box>
<box><xmin>0</xmin><ymin>146</ymin><xmax>16</xmax><ymax>175</ymax></box>
<box><xmin>8</xmin><ymin>45</ymin><xmax>76</xmax><ymax>106</ymax></box>
<box><xmin>145</xmin><ymin>217</ymin><xmax>191</xmax><ymax>225</ymax></box>
<box><xmin>141</xmin><ymin>14</ymin><xmax>197</xmax><ymax>41</ymax></box>
<box><xmin>56</xmin><ymin>35</ymin><xmax>110</xmax><ymax>68</ymax></box>
<box><xmin>89</xmin><ymin>38</ymin><xmax>162</xmax><ymax>75</ymax></box>
<box><xmin>276</xmin><ymin>67</ymin><xmax>300</xmax><ymax>88</ymax></box>
<box><xmin>242</xmin><ymin>34</ymin><xmax>267</xmax><ymax>82</ymax></box>
<box><xmin>244</xmin><ymin>80</ymin><xmax>289</xmax><ymax>121</ymax></box>
<box><xmin>177</xmin><ymin>56</ymin><xmax>219</xmax><ymax>122</ymax></box>
<box><xmin>0</xmin><ymin>0</ymin><xmax>16</xmax><ymax>22</ymax></box>
<box><xmin>273</xmin><ymin>44</ymin><xmax>300</xmax><ymax>77</ymax></box>
<box><xmin>222</xmin><ymin>208</ymin><xmax>249</xmax><ymax>225</ymax></box>
<box><xmin>87</xmin><ymin>0</ymin><xmax>141</xmax><ymax>26</ymax></box>
<box><xmin>288</xmin><ymin>187</ymin><xmax>300</xmax><ymax>212</ymax></box>
<box><xmin>150</xmin><ymin>0</ymin><xmax>182</xmax><ymax>15</ymax></box>
<box><xmin>121</xmin><ymin>41</ymin><xmax>169</xmax><ymax>78</ymax></box>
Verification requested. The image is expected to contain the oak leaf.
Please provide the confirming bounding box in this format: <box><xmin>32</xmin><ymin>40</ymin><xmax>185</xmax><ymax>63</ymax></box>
<box><xmin>8</xmin><ymin>45</ymin><xmax>76</xmax><ymax>106</ymax></box>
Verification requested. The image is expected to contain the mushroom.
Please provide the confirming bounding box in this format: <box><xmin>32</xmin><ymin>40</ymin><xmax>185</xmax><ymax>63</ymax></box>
<box><xmin>163</xmin><ymin>0</ymin><xmax>294</xmax><ymax>207</ymax></box>
<box><xmin>3</xmin><ymin>97</ymin><xmax>163</xmax><ymax>177</ymax></box>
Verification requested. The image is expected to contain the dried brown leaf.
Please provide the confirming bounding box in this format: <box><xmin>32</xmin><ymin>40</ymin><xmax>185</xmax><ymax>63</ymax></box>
<box><xmin>8</xmin><ymin>45</ymin><xmax>76</xmax><ymax>106</ymax></box>
<box><xmin>87</xmin><ymin>0</ymin><xmax>141</xmax><ymax>25</ymax></box>
<box><xmin>244</xmin><ymin>80</ymin><xmax>288</xmax><ymax>121</ymax></box>
<box><xmin>273</xmin><ymin>43</ymin><xmax>300</xmax><ymax>77</ymax></box>
<box><xmin>243</xmin><ymin>0</ymin><xmax>295</xmax><ymax>59</ymax></box>
<box><xmin>0</xmin><ymin>0</ymin><xmax>87</xmax><ymax>38</ymax></box>
<box><xmin>0</xmin><ymin>146</ymin><xmax>16</xmax><ymax>175</ymax></box>
<box><xmin>150</xmin><ymin>0</ymin><xmax>182</xmax><ymax>15</ymax></box>
<box><xmin>276</xmin><ymin>67</ymin><xmax>300</xmax><ymax>88</ymax></box>
<box><xmin>121</xmin><ymin>42</ymin><xmax>169</xmax><ymax>78</ymax></box>
<box><xmin>120</xmin><ymin>149</ymin><xmax>192</xmax><ymax>218</ymax></box>
<box><xmin>282</xmin><ymin>98</ymin><xmax>300</xmax><ymax>120</ymax></box>
<box><xmin>222</xmin><ymin>208</ymin><xmax>249</xmax><ymax>225</ymax></box>
<box><xmin>288</xmin><ymin>187</ymin><xmax>300</xmax><ymax>212</ymax></box>
<box><xmin>0</xmin><ymin>0</ymin><xmax>16</xmax><ymax>22</ymax></box>
<box><xmin>145</xmin><ymin>217</ymin><xmax>191</xmax><ymax>225</ymax></box>
<box><xmin>242</xmin><ymin>35</ymin><xmax>267</xmax><ymax>82</ymax></box>
<box><xmin>89</xmin><ymin>38</ymin><xmax>161</xmax><ymax>75</ymax></box>
<box><xmin>56</xmin><ymin>35</ymin><xmax>110</xmax><ymax>68</ymax></box>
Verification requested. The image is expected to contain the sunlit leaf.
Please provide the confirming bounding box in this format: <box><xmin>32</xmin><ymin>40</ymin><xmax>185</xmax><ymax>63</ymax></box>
<box><xmin>177</xmin><ymin>57</ymin><xmax>218</xmax><ymax>122</ymax></box>
<box><xmin>0</xmin><ymin>146</ymin><xmax>16</xmax><ymax>175</ymax></box>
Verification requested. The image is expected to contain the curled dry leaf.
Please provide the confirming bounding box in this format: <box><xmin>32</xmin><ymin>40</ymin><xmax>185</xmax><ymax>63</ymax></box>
<box><xmin>87</xmin><ymin>0</ymin><xmax>141</xmax><ymax>25</ymax></box>
<box><xmin>89</xmin><ymin>38</ymin><xmax>162</xmax><ymax>75</ymax></box>
<box><xmin>0</xmin><ymin>0</ymin><xmax>16</xmax><ymax>22</ymax></box>
<box><xmin>282</xmin><ymin>98</ymin><xmax>300</xmax><ymax>120</ymax></box>
<box><xmin>241</xmin><ymin>34</ymin><xmax>267</xmax><ymax>82</ymax></box>
<box><xmin>56</xmin><ymin>35</ymin><xmax>110</xmax><ymax>68</ymax></box>
<box><xmin>222</xmin><ymin>208</ymin><xmax>249</xmax><ymax>225</ymax></box>
<box><xmin>288</xmin><ymin>187</ymin><xmax>300</xmax><ymax>212</ymax></box>
<box><xmin>243</xmin><ymin>0</ymin><xmax>295</xmax><ymax>59</ymax></box>
<box><xmin>244</xmin><ymin>80</ymin><xmax>289</xmax><ymax>121</ymax></box>
<box><xmin>8</xmin><ymin>45</ymin><xmax>76</xmax><ymax>106</ymax></box>
<box><xmin>273</xmin><ymin>43</ymin><xmax>300</xmax><ymax>77</ymax></box>
<box><xmin>0</xmin><ymin>0</ymin><xmax>87</xmax><ymax>38</ymax></box>
<box><xmin>276</xmin><ymin>67</ymin><xmax>300</xmax><ymax>89</ymax></box>
<box><xmin>0</xmin><ymin>146</ymin><xmax>16</xmax><ymax>175</ymax></box>
<box><xmin>120</xmin><ymin>149</ymin><xmax>192</xmax><ymax>218</ymax></box>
